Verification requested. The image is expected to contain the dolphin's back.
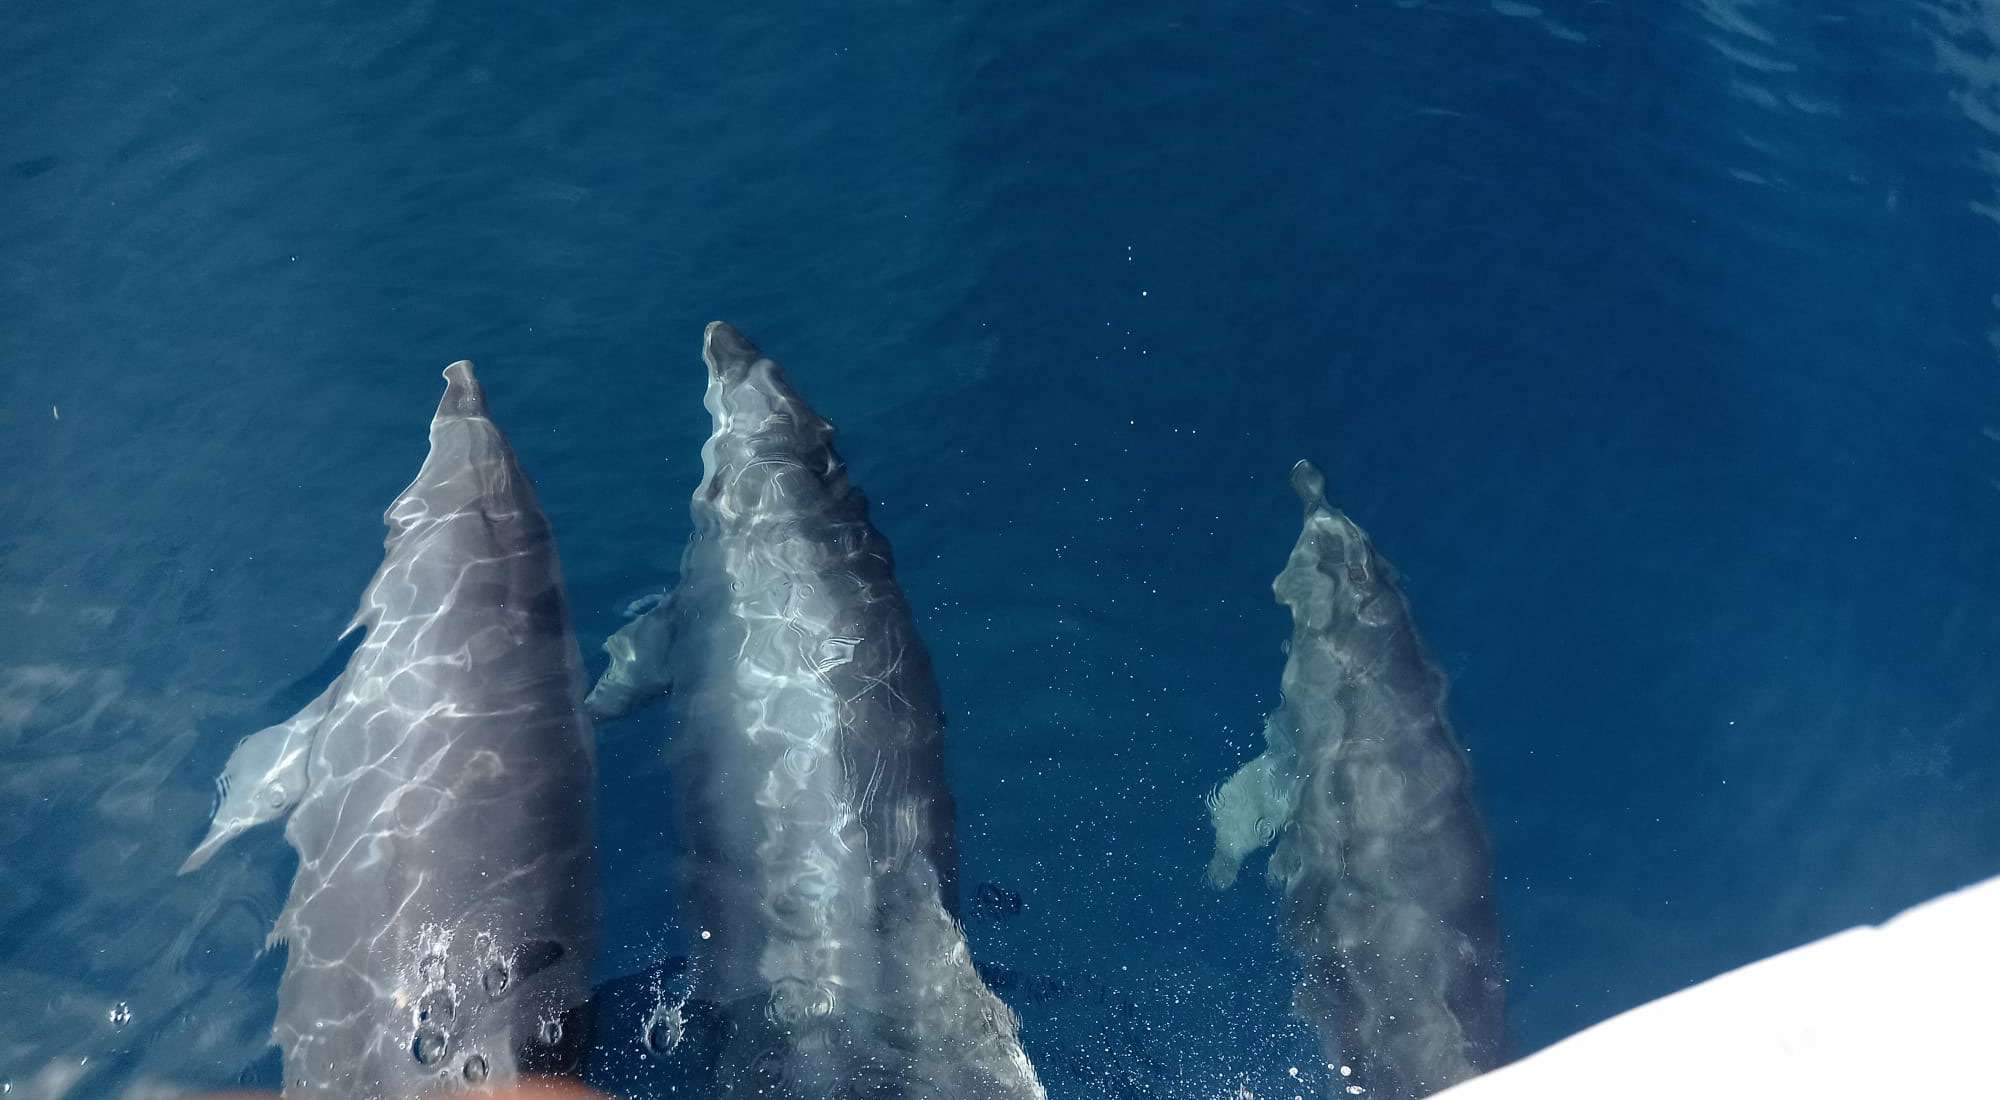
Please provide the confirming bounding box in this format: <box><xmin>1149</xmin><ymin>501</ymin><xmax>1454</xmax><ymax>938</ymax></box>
<box><xmin>1272</xmin><ymin>461</ymin><xmax>1505</xmax><ymax>1099</ymax></box>
<box><xmin>696</xmin><ymin>323</ymin><xmax>959</xmax><ymax>904</ymax></box>
<box><xmin>226</xmin><ymin>363</ymin><xmax>597</xmax><ymax>1098</ymax></box>
<box><xmin>1205</xmin><ymin>461</ymin><xmax>1503</xmax><ymax>1100</ymax></box>
<box><xmin>619</xmin><ymin>324</ymin><xmax>1034</xmax><ymax>1100</ymax></box>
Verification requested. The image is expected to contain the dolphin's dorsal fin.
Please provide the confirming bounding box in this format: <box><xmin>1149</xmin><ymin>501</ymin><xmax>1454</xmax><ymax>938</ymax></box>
<box><xmin>584</xmin><ymin>593</ymin><xmax>678</xmax><ymax>722</ymax></box>
<box><xmin>180</xmin><ymin>682</ymin><xmax>336</xmax><ymax>873</ymax></box>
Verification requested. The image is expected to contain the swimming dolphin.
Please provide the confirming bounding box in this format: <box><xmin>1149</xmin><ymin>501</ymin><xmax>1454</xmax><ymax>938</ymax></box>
<box><xmin>586</xmin><ymin>322</ymin><xmax>1044</xmax><ymax>1100</ymax></box>
<box><xmin>183</xmin><ymin>362</ymin><xmax>598</xmax><ymax>1098</ymax></box>
<box><xmin>1205</xmin><ymin>460</ymin><xmax>1506</xmax><ymax>1100</ymax></box>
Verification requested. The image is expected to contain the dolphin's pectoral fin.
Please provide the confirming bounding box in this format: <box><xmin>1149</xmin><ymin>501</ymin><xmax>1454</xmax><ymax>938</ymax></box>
<box><xmin>621</xmin><ymin>588</ymin><xmax>670</xmax><ymax>618</ymax></box>
<box><xmin>180</xmin><ymin>683</ymin><xmax>335</xmax><ymax>874</ymax></box>
<box><xmin>584</xmin><ymin>594</ymin><xmax>678</xmax><ymax>722</ymax></box>
<box><xmin>1203</xmin><ymin>750</ymin><xmax>1294</xmax><ymax>890</ymax></box>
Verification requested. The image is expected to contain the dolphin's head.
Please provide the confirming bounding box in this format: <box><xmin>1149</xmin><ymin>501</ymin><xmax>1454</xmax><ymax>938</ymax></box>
<box><xmin>701</xmin><ymin>322</ymin><xmax>806</xmax><ymax>429</ymax></box>
<box><xmin>1274</xmin><ymin>459</ymin><xmax>1392</xmax><ymax>634</ymax></box>
<box><xmin>697</xmin><ymin>322</ymin><xmax>843</xmax><ymax>507</ymax></box>
<box><xmin>382</xmin><ymin>360</ymin><xmax>544</xmax><ymax>544</ymax></box>
<box><xmin>180</xmin><ymin>720</ymin><xmax>312</xmax><ymax>873</ymax></box>
<box><xmin>437</xmin><ymin>360</ymin><xmax>492</xmax><ymax>422</ymax></box>
<box><xmin>702</xmin><ymin>322</ymin><xmax>764</xmax><ymax>383</ymax></box>
<box><xmin>701</xmin><ymin>323</ymin><xmax>831</xmax><ymax>429</ymax></box>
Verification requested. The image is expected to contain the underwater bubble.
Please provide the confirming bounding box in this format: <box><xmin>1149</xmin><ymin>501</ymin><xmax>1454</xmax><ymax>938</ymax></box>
<box><xmin>806</xmin><ymin>985</ymin><xmax>835</xmax><ymax>1018</ymax></box>
<box><xmin>417</xmin><ymin>989</ymin><xmax>453</xmax><ymax>1024</ymax></box>
<box><xmin>419</xmin><ymin>953</ymin><xmax>446</xmax><ymax>984</ymax></box>
<box><xmin>782</xmin><ymin>747</ymin><xmax>818</xmax><ymax>779</ymax></box>
<box><xmin>482</xmin><ymin>959</ymin><xmax>510</xmax><ymax>998</ymax></box>
<box><xmin>461</xmin><ymin>1055</ymin><xmax>487</xmax><ymax>1084</ymax></box>
<box><xmin>538</xmin><ymin>1015</ymin><xmax>564</xmax><ymax>1046</ymax></box>
<box><xmin>412</xmin><ymin>1025</ymin><xmax>447</xmax><ymax>1065</ymax></box>
<box><xmin>748</xmin><ymin>1047</ymin><xmax>789</xmax><ymax>1088</ymax></box>
<box><xmin>767</xmin><ymin>980</ymin><xmax>823</xmax><ymax>1026</ymax></box>
<box><xmin>643</xmin><ymin>1006</ymin><xmax>682</xmax><ymax>1054</ymax></box>
<box><xmin>108</xmin><ymin>1002</ymin><xmax>131</xmax><ymax>1028</ymax></box>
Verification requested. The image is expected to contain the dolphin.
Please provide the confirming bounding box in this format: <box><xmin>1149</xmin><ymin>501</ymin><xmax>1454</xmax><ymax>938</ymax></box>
<box><xmin>1204</xmin><ymin>460</ymin><xmax>1506</xmax><ymax>1100</ymax></box>
<box><xmin>183</xmin><ymin>362</ymin><xmax>598</xmax><ymax>1098</ymax></box>
<box><xmin>586</xmin><ymin>322</ymin><xmax>1044</xmax><ymax>1100</ymax></box>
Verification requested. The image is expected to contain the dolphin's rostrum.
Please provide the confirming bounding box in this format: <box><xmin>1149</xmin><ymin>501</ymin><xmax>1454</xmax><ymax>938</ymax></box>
<box><xmin>184</xmin><ymin>361</ymin><xmax>598</xmax><ymax>1099</ymax></box>
<box><xmin>1205</xmin><ymin>460</ymin><xmax>1506</xmax><ymax>1100</ymax></box>
<box><xmin>588</xmin><ymin>323</ymin><xmax>1044</xmax><ymax>1100</ymax></box>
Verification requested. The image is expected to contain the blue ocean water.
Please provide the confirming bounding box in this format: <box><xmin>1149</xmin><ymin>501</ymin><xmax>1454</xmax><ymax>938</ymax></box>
<box><xmin>3</xmin><ymin>0</ymin><xmax>1997</xmax><ymax>1096</ymax></box>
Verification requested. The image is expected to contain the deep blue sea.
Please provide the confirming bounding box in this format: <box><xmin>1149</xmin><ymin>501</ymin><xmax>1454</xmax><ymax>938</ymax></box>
<box><xmin>4</xmin><ymin>1</ymin><xmax>1998</xmax><ymax>1096</ymax></box>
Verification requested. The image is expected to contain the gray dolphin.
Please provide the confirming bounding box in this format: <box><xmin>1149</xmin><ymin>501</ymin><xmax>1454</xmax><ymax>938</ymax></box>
<box><xmin>183</xmin><ymin>362</ymin><xmax>598</xmax><ymax>1099</ymax></box>
<box><xmin>1205</xmin><ymin>460</ymin><xmax>1506</xmax><ymax>1100</ymax></box>
<box><xmin>587</xmin><ymin>323</ymin><xmax>1043</xmax><ymax>1100</ymax></box>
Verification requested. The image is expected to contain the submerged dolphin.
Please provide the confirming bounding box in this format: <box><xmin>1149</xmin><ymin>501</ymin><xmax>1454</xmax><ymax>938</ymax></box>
<box><xmin>183</xmin><ymin>362</ymin><xmax>598</xmax><ymax>1098</ymax></box>
<box><xmin>587</xmin><ymin>323</ymin><xmax>1043</xmax><ymax>1100</ymax></box>
<box><xmin>1205</xmin><ymin>461</ymin><xmax>1505</xmax><ymax>1100</ymax></box>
